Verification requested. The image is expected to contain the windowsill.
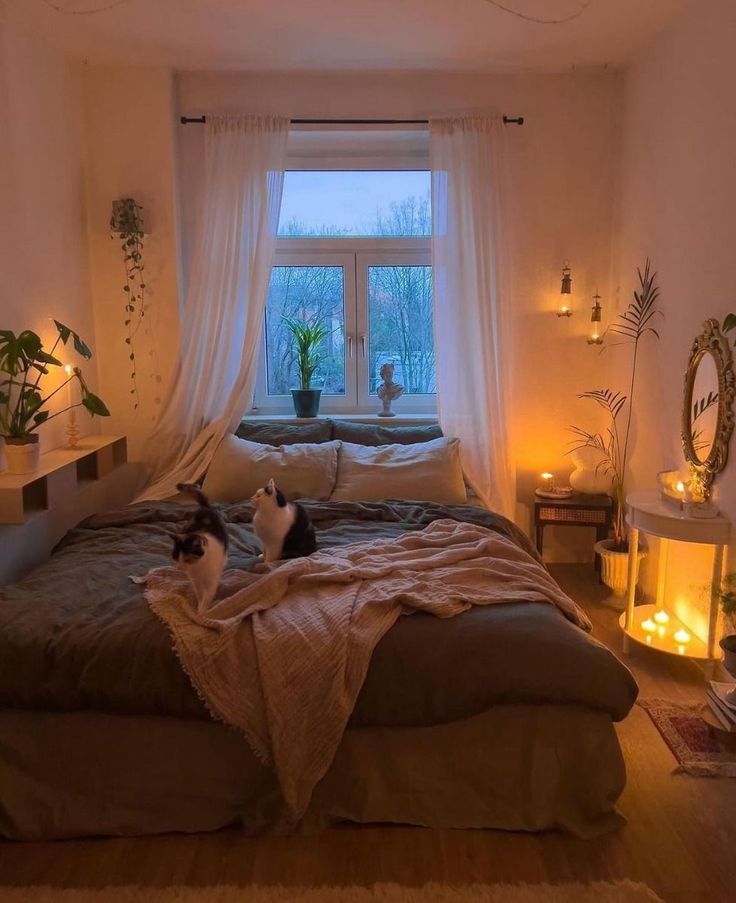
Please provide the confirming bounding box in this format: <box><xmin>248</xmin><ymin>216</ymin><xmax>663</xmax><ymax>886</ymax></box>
<box><xmin>244</xmin><ymin>413</ymin><xmax>438</xmax><ymax>425</ymax></box>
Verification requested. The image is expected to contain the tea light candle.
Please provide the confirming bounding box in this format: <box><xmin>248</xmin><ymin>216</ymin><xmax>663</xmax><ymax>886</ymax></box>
<box><xmin>641</xmin><ymin>618</ymin><xmax>657</xmax><ymax>634</ymax></box>
<box><xmin>539</xmin><ymin>472</ymin><xmax>554</xmax><ymax>492</ymax></box>
<box><xmin>654</xmin><ymin>610</ymin><xmax>670</xmax><ymax>626</ymax></box>
<box><xmin>674</xmin><ymin>628</ymin><xmax>691</xmax><ymax>645</ymax></box>
<box><xmin>675</xmin><ymin>481</ymin><xmax>686</xmax><ymax>495</ymax></box>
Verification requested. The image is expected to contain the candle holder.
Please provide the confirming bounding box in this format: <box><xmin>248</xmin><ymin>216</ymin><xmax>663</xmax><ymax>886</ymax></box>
<box><xmin>65</xmin><ymin>407</ymin><xmax>81</xmax><ymax>449</ymax></box>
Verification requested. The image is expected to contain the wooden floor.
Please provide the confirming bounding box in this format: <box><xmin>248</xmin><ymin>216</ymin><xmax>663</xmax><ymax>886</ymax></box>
<box><xmin>1</xmin><ymin>564</ymin><xmax>734</xmax><ymax>903</ymax></box>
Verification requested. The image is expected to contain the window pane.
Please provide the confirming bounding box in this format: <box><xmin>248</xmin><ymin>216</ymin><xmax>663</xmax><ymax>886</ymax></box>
<box><xmin>278</xmin><ymin>171</ymin><xmax>430</xmax><ymax>237</ymax></box>
<box><xmin>265</xmin><ymin>266</ymin><xmax>345</xmax><ymax>396</ymax></box>
<box><xmin>368</xmin><ymin>265</ymin><xmax>435</xmax><ymax>395</ymax></box>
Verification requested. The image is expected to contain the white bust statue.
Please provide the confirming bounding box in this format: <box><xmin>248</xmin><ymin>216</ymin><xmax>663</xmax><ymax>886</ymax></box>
<box><xmin>377</xmin><ymin>362</ymin><xmax>404</xmax><ymax>417</ymax></box>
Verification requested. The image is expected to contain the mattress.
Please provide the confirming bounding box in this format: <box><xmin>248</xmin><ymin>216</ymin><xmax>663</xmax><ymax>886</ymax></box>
<box><xmin>0</xmin><ymin>499</ymin><xmax>638</xmax><ymax>725</ymax></box>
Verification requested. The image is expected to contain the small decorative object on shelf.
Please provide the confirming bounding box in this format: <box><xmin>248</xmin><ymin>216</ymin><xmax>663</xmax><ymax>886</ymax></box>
<box><xmin>0</xmin><ymin>321</ymin><xmax>110</xmax><ymax>475</ymax></box>
<box><xmin>377</xmin><ymin>361</ymin><xmax>405</xmax><ymax>417</ymax></box>
<box><xmin>63</xmin><ymin>364</ymin><xmax>81</xmax><ymax>449</ymax></box>
<box><xmin>537</xmin><ymin>471</ymin><xmax>554</xmax><ymax>492</ymax></box>
<box><xmin>556</xmin><ymin>261</ymin><xmax>573</xmax><ymax>317</ymax></box>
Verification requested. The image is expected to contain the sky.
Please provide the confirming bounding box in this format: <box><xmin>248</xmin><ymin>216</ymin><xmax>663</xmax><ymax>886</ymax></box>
<box><xmin>278</xmin><ymin>170</ymin><xmax>430</xmax><ymax>235</ymax></box>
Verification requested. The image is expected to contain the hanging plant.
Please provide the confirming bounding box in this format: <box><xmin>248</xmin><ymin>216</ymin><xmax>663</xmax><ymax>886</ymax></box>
<box><xmin>110</xmin><ymin>198</ymin><xmax>146</xmax><ymax>410</ymax></box>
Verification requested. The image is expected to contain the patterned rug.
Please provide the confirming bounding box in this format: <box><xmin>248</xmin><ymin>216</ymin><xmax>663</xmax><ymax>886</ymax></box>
<box><xmin>639</xmin><ymin>698</ymin><xmax>736</xmax><ymax>777</ymax></box>
<box><xmin>0</xmin><ymin>883</ymin><xmax>665</xmax><ymax>903</ymax></box>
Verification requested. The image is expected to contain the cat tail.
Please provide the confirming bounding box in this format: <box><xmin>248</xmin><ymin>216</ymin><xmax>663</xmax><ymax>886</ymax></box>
<box><xmin>176</xmin><ymin>482</ymin><xmax>212</xmax><ymax>508</ymax></box>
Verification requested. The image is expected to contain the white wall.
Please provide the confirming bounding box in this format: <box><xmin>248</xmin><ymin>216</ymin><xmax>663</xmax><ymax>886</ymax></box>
<box><xmin>0</xmin><ymin>16</ymin><xmax>98</xmax><ymax>458</ymax></box>
<box><xmin>82</xmin><ymin>66</ymin><xmax>182</xmax><ymax>462</ymax></box>
<box><xmin>177</xmin><ymin>69</ymin><xmax>623</xmax><ymax>555</ymax></box>
<box><xmin>615</xmin><ymin>0</ymin><xmax>736</xmax><ymax>634</ymax></box>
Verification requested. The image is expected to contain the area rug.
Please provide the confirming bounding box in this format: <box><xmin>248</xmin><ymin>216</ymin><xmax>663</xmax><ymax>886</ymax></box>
<box><xmin>639</xmin><ymin>697</ymin><xmax>736</xmax><ymax>777</ymax></box>
<box><xmin>0</xmin><ymin>882</ymin><xmax>665</xmax><ymax>902</ymax></box>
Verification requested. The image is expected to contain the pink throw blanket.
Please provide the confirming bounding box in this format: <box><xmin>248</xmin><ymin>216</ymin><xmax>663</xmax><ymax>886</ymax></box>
<box><xmin>135</xmin><ymin>519</ymin><xmax>590</xmax><ymax>821</ymax></box>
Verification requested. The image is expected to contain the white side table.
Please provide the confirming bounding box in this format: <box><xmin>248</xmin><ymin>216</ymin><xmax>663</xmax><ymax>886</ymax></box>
<box><xmin>621</xmin><ymin>489</ymin><xmax>731</xmax><ymax>665</ymax></box>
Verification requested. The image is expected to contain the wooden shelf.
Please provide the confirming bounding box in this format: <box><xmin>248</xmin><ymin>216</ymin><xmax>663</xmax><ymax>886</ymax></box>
<box><xmin>0</xmin><ymin>435</ymin><xmax>127</xmax><ymax>524</ymax></box>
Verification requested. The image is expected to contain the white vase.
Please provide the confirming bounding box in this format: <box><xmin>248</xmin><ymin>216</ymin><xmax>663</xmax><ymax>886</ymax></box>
<box><xmin>2</xmin><ymin>436</ymin><xmax>40</xmax><ymax>475</ymax></box>
<box><xmin>594</xmin><ymin>538</ymin><xmax>646</xmax><ymax>611</ymax></box>
<box><xmin>569</xmin><ymin>446</ymin><xmax>614</xmax><ymax>495</ymax></box>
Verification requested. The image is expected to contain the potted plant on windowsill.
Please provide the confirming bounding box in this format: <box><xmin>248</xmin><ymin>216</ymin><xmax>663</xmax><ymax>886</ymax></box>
<box><xmin>283</xmin><ymin>315</ymin><xmax>330</xmax><ymax>418</ymax></box>
<box><xmin>569</xmin><ymin>259</ymin><xmax>662</xmax><ymax>609</ymax></box>
<box><xmin>0</xmin><ymin>321</ymin><xmax>110</xmax><ymax>474</ymax></box>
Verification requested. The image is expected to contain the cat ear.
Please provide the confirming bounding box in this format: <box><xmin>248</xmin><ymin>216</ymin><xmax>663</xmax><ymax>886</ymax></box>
<box><xmin>267</xmin><ymin>478</ymin><xmax>276</xmax><ymax>492</ymax></box>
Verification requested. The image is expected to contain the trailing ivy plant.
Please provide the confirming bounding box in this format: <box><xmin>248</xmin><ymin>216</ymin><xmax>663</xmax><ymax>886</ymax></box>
<box><xmin>110</xmin><ymin>198</ymin><xmax>146</xmax><ymax>410</ymax></box>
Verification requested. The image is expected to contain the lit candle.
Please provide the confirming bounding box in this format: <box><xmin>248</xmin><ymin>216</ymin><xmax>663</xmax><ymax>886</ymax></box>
<box><xmin>539</xmin><ymin>472</ymin><xmax>554</xmax><ymax>492</ymax></box>
<box><xmin>641</xmin><ymin>618</ymin><xmax>657</xmax><ymax>634</ymax></box>
<box><xmin>654</xmin><ymin>610</ymin><xmax>670</xmax><ymax>626</ymax></box>
<box><xmin>675</xmin><ymin>481</ymin><xmax>686</xmax><ymax>494</ymax></box>
<box><xmin>674</xmin><ymin>628</ymin><xmax>691</xmax><ymax>645</ymax></box>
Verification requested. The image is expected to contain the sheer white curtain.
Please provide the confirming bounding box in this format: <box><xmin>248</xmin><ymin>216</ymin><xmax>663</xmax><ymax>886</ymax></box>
<box><xmin>430</xmin><ymin>116</ymin><xmax>516</xmax><ymax>519</ymax></box>
<box><xmin>141</xmin><ymin>115</ymin><xmax>289</xmax><ymax>500</ymax></box>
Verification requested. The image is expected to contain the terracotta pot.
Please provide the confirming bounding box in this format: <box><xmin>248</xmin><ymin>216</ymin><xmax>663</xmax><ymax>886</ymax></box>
<box><xmin>291</xmin><ymin>389</ymin><xmax>322</xmax><ymax>418</ymax></box>
<box><xmin>594</xmin><ymin>538</ymin><xmax>647</xmax><ymax>612</ymax></box>
<box><xmin>2</xmin><ymin>434</ymin><xmax>40</xmax><ymax>475</ymax></box>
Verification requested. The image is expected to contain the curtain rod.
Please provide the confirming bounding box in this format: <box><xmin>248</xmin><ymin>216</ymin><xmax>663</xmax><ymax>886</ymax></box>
<box><xmin>179</xmin><ymin>115</ymin><xmax>524</xmax><ymax>126</ymax></box>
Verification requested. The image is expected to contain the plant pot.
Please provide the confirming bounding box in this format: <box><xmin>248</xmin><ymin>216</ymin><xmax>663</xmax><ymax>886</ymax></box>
<box><xmin>594</xmin><ymin>538</ymin><xmax>647</xmax><ymax>612</ymax></box>
<box><xmin>2</xmin><ymin>434</ymin><xmax>40</xmax><ymax>475</ymax></box>
<box><xmin>720</xmin><ymin>636</ymin><xmax>736</xmax><ymax>679</ymax></box>
<box><xmin>291</xmin><ymin>388</ymin><xmax>322</xmax><ymax>418</ymax></box>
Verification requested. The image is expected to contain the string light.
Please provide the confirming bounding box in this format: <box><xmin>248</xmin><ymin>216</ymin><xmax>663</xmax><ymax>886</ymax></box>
<box><xmin>481</xmin><ymin>0</ymin><xmax>593</xmax><ymax>25</ymax></box>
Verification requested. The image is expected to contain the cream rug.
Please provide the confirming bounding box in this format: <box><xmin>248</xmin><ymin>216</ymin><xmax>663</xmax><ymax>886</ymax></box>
<box><xmin>0</xmin><ymin>882</ymin><xmax>664</xmax><ymax>902</ymax></box>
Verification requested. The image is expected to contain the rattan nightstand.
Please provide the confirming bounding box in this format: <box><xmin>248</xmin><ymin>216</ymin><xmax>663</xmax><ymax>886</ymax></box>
<box><xmin>534</xmin><ymin>492</ymin><xmax>613</xmax><ymax>569</ymax></box>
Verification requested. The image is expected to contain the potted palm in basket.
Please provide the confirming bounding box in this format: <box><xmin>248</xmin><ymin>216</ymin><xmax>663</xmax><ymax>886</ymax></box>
<box><xmin>0</xmin><ymin>321</ymin><xmax>110</xmax><ymax>474</ymax></box>
<box><xmin>283</xmin><ymin>315</ymin><xmax>330</xmax><ymax>418</ymax></box>
<box><xmin>569</xmin><ymin>259</ymin><xmax>662</xmax><ymax>609</ymax></box>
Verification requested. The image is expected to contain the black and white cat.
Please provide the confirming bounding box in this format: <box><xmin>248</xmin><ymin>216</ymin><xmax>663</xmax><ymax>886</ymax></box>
<box><xmin>251</xmin><ymin>478</ymin><xmax>317</xmax><ymax>563</ymax></box>
<box><xmin>172</xmin><ymin>483</ymin><xmax>228</xmax><ymax>608</ymax></box>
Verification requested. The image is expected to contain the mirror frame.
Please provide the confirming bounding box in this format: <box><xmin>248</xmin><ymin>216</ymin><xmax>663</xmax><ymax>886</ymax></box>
<box><xmin>681</xmin><ymin>318</ymin><xmax>736</xmax><ymax>499</ymax></box>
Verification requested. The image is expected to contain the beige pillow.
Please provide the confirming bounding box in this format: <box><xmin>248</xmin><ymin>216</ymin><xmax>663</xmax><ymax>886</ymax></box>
<box><xmin>331</xmin><ymin>437</ymin><xmax>467</xmax><ymax>504</ymax></box>
<box><xmin>203</xmin><ymin>434</ymin><xmax>340</xmax><ymax>503</ymax></box>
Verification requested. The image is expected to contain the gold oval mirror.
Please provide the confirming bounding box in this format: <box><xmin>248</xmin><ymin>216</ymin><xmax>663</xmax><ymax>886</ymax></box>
<box><xmin>682</xmin><ymin>319</ymin><xmax>735</xmax><ymax>499</ymax></box>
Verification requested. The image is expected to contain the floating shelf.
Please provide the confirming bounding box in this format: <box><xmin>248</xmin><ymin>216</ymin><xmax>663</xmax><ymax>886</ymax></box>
<box><xmin>0</xmin><ymin>435</ymin><xmax>127</xmax><ymax>524</ymax></box>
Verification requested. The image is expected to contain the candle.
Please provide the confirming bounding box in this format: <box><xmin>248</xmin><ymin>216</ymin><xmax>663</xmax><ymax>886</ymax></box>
<box><xmin>64</xmin><ymin>364</ymin><xmax>73</xmax><ymax>409</ymax></box>
<box><xmin>539</xmin><ymin>472</ymin><xmax>554</xmax><ymax>492</ymax></box>
<box><xmin>654</xmin><ymin>610</ymin><xmax>670</xmax><ymax>626</ymax></box>
<box><xmin>675</xmin><ymin>481</ymin><xmax>686</xmax><ymax>494</ymax></box>
<box><xmin>641</xmin><ymin>618</ymin><xmax>657</xmax><ymax>634</ymax></box>
<box><xmin>674</xmin><ymin>628</ymin><xmax>691</xmax><ymax>645</ymax></box>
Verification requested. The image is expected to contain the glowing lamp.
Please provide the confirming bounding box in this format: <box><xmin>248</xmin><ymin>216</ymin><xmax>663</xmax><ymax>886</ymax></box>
<box><xmin>556</xmin><ymin>262</ymin><xmax>573</xmax><ymax>317</ymax></box>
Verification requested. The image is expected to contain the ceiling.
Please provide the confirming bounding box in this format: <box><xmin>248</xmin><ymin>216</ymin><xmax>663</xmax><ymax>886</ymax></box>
<box><xmin>9</xmin><ymin>0</ymin><xmax>688</xmax><ymax>72</ymax></box>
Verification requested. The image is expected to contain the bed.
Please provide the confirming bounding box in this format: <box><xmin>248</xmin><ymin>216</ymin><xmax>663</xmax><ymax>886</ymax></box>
<box><xmin>0</xmin><ymin>422</ymin><xmax>638</xmax><ymax>841</ymax></box>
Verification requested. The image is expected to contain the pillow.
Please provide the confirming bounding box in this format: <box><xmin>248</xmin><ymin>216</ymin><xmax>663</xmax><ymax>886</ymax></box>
<box><xmin>235</xmin><ymin>419</ymin><xmax>333</xmax><ymax>446</ymax></box>
<box><xmin>331</xmin><ymin>420</ymin><xmax>443</xmax><ymax>446</ymax></box>
<box><xmin>203</xmin><ymin>434</ymin><xmax>341</xmax><ymax>503</ymax></box>
<box><xmin>330</xmin><ymin>437</ymin><xmax>467</xmax><ymax>504</ymax></box>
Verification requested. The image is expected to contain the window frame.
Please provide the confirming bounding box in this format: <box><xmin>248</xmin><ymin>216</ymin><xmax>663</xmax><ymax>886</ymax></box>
<box><xmin>253</xmin><ymin>238</ymin><xmax>434</xmax><ymax>415</ymax></box>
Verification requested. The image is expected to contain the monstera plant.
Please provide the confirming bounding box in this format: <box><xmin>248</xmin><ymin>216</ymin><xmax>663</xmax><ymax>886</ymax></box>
<box><xmin>0</xmin><ymin>321</ymin><xmax>110</xmax><ymax>473</ymax></box>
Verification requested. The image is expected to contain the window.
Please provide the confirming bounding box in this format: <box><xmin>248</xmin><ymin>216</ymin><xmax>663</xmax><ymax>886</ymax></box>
<box><xmin>254</xmin><ymin>162</ymin><xmax>435</xmax><ymax>414</ymax></box>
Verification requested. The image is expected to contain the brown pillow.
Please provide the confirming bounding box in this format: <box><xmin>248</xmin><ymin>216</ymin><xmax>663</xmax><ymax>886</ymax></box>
<box><xmin>331</xmin><ymin>420</ymin><xmax>442</xmax><ymax>446</ymax></box>
<box><xmin>330</xmin><ymin>437</ymin><xmax>467</xmax><ymax>504</ymax></box>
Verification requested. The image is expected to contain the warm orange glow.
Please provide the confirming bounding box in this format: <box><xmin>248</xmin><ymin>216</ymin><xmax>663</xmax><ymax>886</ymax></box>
<box><xmin>674</xmin><ymin>628</ymin><xmax>691</xmax><ymax>644</ymax></box>
<box><xmin>654</xmin><ymin>609</ymin><xmax>670</xmax><ymax>626</ymax></box>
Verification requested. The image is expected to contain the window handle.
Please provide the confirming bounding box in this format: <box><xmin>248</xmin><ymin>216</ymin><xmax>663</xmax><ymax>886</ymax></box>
<box><xmin>348</xmin><ymin>335</ymin><xmax>354</xmax><ymax>358</ymax></box>
<box><xmin>360</xmin><ymin>334</ymin><xmax>367</xmax><ymax>358</ymax></box>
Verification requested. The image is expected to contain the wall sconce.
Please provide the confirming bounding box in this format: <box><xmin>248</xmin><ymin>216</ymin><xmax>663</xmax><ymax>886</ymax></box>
<box><xmin>587</xmin><ymin>291</ymin><xmax>604</xmax><ymax>345</ymax></box>
<box><xmin>557</xmin><ymin>261</ymin><xmax>573</xmax><ymax>317</ymax></box>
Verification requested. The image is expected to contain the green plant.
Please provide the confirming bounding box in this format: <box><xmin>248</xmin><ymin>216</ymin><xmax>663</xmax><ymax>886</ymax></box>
<box><xmin>110</xmin><ymin>198</ymin><xmax>146</xmax><ymax>410</ymax></box>
<box><xmin>569</xmin><ymin>259</ymin><xmax>662</xmax><ymax>550</ymax></box>
<box><xmin>720</xmin><ymin>573</ymin><xmax>736</xmax><ymax>622</ymax></box>
<box><xmin>0</xmin><ymin>321</ymin><xmax>109</xmax><ymax>438</ymax></box>
<box><xmin>282</xmin><ymin>316</ymin><xmax>330</xmax><ymax>390</ymax></box>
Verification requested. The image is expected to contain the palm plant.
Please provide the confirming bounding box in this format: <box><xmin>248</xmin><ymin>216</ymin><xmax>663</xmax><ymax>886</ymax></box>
<box><xmin>0</xmin><ymin>321</ymin><xmax>109</xmax><ymax>439</ymax></box>
<box><xmin>569</xmin><ymin>259</ymin><xmax>662</xmax><ymax>550</ymax></box>
<box><xmin>282</xmin><ymin>316</ymin><xmax>330</xmax><ymax>390</ymax></box>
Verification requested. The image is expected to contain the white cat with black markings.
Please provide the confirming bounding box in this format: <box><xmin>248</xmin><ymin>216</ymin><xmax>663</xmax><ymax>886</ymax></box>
<box><xmin>172</xmin><ymin>483</ymin><xmax>229</xmax><ymax>610</ymax></box>
<box><xmin>251</xmin><ymin>478</ymin><xmax>317</xmax><ymax>563</ymax></box>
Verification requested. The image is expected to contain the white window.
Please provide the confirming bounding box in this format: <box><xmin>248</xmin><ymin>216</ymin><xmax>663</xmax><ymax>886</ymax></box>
<box><xmin>253</xmin><ymin>134</ymin><xmax>435</xmax><ymax>415</ymax></box>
